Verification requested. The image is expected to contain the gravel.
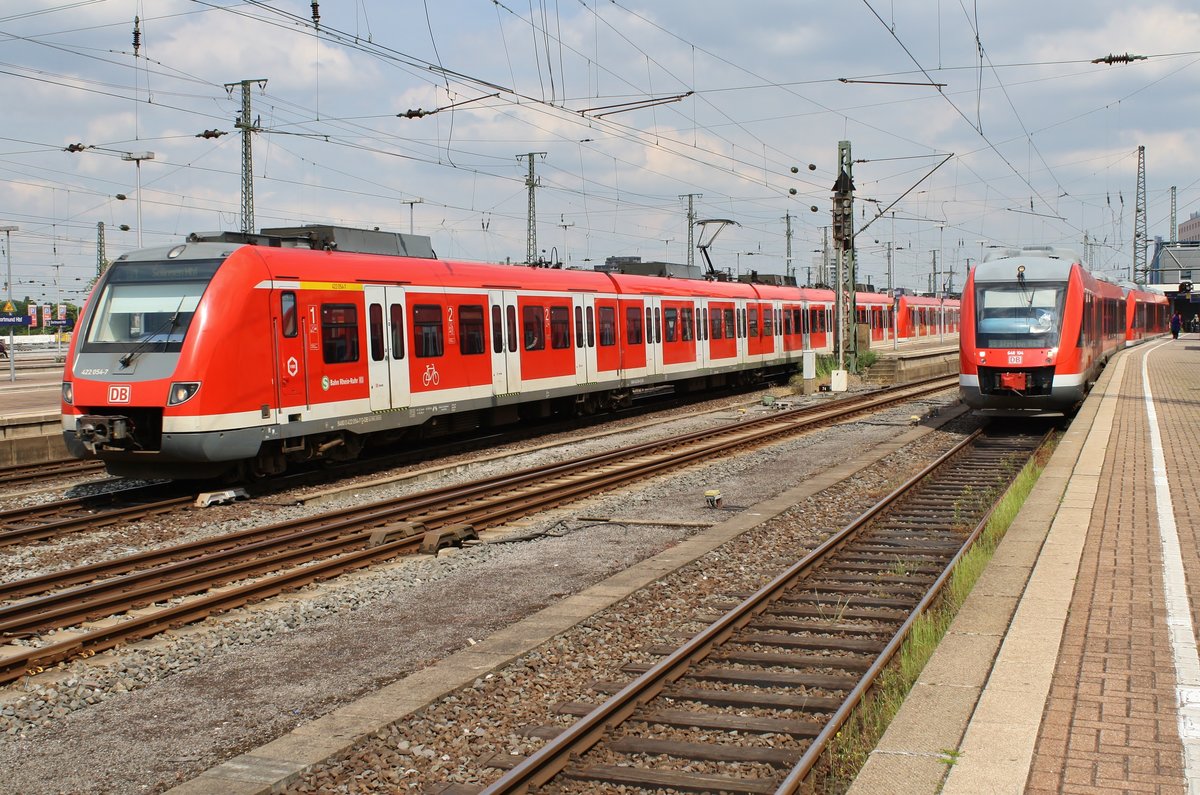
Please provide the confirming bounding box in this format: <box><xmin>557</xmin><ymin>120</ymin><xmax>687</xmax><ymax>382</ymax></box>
<box><xmin>0</xmin><ymin>384</ymin><xmax>970</xmax><ymax>794</ymax></box>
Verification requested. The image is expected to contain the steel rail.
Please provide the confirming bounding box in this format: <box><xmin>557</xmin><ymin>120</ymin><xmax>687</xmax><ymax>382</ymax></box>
<box><xmin>0</xmin><ymin>377</ymin><xmax>956</xmax><ymax>685</ymax></box>
<box><xmin>480</xmin><ymin>429</ymin><xmax>1044</xmax><ymax>794</ymax></box>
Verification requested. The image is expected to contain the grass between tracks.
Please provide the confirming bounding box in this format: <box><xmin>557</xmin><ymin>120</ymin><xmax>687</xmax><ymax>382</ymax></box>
<box><xmin>814</xmin><ymin>434</ymin><xmax>1057</xmax><ymax>793</ymax></box>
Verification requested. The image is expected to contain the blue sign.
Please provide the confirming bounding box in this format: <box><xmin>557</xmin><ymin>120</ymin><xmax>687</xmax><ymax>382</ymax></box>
<box><xmin>0</xmin><ymin>314</ymin><xmax>30</xmax><ymax>326</ymax></box>
<box><xmin>47</xmin><ymin>319</ymin><xmax>74</xmax><ymax>327</ymax></box>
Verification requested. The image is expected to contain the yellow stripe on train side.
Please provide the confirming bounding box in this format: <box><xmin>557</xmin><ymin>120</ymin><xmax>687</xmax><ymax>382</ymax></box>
<box><xmin>300</xmin><ymin>281</ymin><xmax>363</xmax><ymax>291</ymax></box>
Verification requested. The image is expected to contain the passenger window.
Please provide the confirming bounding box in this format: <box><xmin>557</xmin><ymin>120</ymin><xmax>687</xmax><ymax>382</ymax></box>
<box><xmin>654</xmin><ymin>307</ymin><xmax>661</xmax><ymax>343</ymax></box>
<box><xmin>523</xmin><ymin>305</ymin><xmax>545</xmax><ymax>351</ymax></box>
<box><xmin>550</xmin><ymin>305</ymin><xmax>571</xmax><ymax>349</ymax></box>
<box><xmin>711</xmin><ymin>310</ymin><xmax>723</xmax><ymax>340</ymax></box>
<box><xmin>506</xmin><ymin>305</ymin><xmax>518</xmax><ymax>353</ymax></box>
<box><xmin>413</xmin><ymin>304</ymin><xmax>444</xmax><ymax>358</ymax></box>
<box><xmin>645</xmin><ymin>308</ymin><xmax>653</xmax><ymax>344</ymax></box>
<box><xmin>575</xmin><ymin>306</ymin><xmax>584</xmax><ymax>349</ymax></box>
<box><xmin>664</xmin><ymin>308</ymin><xmax>677</xmax><ymax>343</ymax></box>
<box><xmin>725</xmin><ymin>309</ymin><xmax>736</xmax><ymax>339</ymax></box>
<box><xmin>321</xmin><ymin>303</ymin><xmax>359</xmax><ymax>364</ymax></box>
<box><xmin>626</xmin><ymin>307</ymin><xmax>643</xmax><ymax>344</ymax></box>
<box><xmin>491</xmin><ymin>305</ymin><xmax>503</xmax><ymax>354</ymax></box>
<box><xmin>369</xmin><ymin>303</ymin><xmax>385</xmax><ymax>362</ymax></box>
<box><xmin>390</xmin><ymin>303</ymin><xmax>406</xmax><ymax>359</ymax></box>
<box><xmin>281</xmin><ymin>292</ymin><xmax>297</xmax><ymax>337</ymax></box>
<box><xmin>598</xmin><ymin>306</ymin><xmax>616</xmax><ymax>346</ymax></box>
<box><xmin>748</xmin><ymin>308</ymin><xmax>759</xmax><ymax>339</ymax></box>
<box><xmin>681</xmin><ymin>307</ymin><xmax>693</xmax><ymax>341</ymax></box>
<box><xmin>586</xmin><ymin>306</ymin><xmax>596</xmax><ymax>347</ymax></box>
<box><xmin>459</xmin><ymin>304</ymin><xmax>485</xmax><ymax>355</ymax></box>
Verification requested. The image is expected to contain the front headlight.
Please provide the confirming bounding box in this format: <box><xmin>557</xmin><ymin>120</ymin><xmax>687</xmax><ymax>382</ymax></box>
<box><xmin>167</xmin><ymin>381</ymin><xmax>201</xmax><ymax>406</ymax></box>
<box><xmin>62</xmin><ymin>381</ymin><xmax>74</xmax><ymax>405</ymax></box>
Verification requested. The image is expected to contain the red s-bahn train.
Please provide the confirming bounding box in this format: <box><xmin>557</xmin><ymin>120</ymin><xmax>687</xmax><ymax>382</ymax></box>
<box><xmin>959</xmin><ymin>246</ymin><xmax>1169</xmax><ymax>415</ymax></box>
<box><xmin>61</xmin><ymin>226</ymin><xmax>958</xmax><ymax>479</ymax></box>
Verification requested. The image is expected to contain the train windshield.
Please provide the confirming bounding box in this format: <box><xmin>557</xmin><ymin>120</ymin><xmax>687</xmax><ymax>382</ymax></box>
<box><xmin>80</xmin><ymin>259</ymin><xmax>223</xmax><ymax>353</ymax></box>
<box><xmin>974</xmin><ymin>281</ymin><xmax>1066</xmax><ymax>349</ymax></box>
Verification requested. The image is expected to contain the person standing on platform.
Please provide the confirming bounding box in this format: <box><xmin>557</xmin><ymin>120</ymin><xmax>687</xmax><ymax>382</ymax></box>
<box><xmin>0</xmin><ymin>338</ymin><xmax>7</xmax><ymax>359</ymax></box>
<box><xmin>1170</xmin><ymin>311</ymin><xmax>1182</xmax><ymax>340</ymax></box>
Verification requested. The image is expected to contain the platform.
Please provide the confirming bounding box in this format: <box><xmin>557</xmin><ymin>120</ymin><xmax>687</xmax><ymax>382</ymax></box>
<box><xmin>851</xmin><ymin>330</ymin><xmax>1200</xmax><ymax>794</ymax></box>
<box><xmin>0</xmin><ymin>367</ymin><xmax>66</xmax><ymax>465</ymax></box>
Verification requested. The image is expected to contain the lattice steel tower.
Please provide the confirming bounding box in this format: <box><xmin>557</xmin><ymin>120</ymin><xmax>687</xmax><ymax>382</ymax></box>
<box><xmin>518</xmin><ymin>153</ymin><xmax>546</xmax><ymax>265</ymax></box>
<box><xmin>1133</xmin><ymin>145</ymin><xmax>1147</xmax><ymax>284</ymax></box>
<box><xmin>225</xmin><ymin>78</ymin><xmax>267</xmax><ymax>235</ymax></box>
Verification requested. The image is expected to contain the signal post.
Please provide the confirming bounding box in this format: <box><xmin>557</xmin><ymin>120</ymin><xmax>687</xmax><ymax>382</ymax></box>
<box><xmin>831</xmin><ymin>141</ymin><xmax>857</xmax><ymax>383</ymax></box>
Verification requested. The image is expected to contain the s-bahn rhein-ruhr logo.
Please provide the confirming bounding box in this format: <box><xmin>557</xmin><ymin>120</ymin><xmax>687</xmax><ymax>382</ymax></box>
<box><xmin>321</xmin><ymin>375</ymin><xmax>364</xmax><ymax>391</ymax></box>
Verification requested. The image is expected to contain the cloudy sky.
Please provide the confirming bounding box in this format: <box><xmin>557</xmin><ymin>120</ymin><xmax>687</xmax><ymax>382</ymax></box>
<box><xmin>1</xmin><ymin>0</ymin><xmax>1197</xmax><ymax>303</ymax></box>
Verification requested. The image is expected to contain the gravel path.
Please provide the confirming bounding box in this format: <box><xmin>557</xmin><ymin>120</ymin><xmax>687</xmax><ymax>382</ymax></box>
<box><xmin>0</xmin><ymin>387</ymin><xmax>966</xmax><ymax>794</ymax></box>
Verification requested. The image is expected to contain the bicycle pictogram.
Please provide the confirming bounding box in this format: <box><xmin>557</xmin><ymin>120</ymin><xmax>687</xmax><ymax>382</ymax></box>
<box><xmin>421</xmin><ymin>363</ymin><xmax>441</xmax><ymax>386</ymax></box>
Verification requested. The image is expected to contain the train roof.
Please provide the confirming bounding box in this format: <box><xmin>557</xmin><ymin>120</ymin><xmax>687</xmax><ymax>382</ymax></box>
<box><xmin>972</xmin><ymin>255</ymin><xmax>1075</xmax><ymax>283</ymax></box>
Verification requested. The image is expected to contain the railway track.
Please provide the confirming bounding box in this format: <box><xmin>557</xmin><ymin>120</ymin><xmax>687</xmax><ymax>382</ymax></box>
<box><xmin>0</xmin><ymin>457</ymin><xmax>106</xmax><ymax>488</ymax></box>
<box><xmin>0</xmin><ymin>485</ymin><xmax>191</xmax><ymax>548</ymax></box>
<box><xmin>0</xmin><ymin>376</ymin><xmax>955</xmax><ymax>685</ymax></box>
<box><xmin>468</xmin><ymin>427</ymin><xmax>1044</xmax><ymax>794</ymax></box>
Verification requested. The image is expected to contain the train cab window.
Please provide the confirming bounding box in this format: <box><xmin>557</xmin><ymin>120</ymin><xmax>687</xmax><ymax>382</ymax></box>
<box><xmin>550</xmin><ymin>305</ymin><xmax>571</xmax><ymax>349</ymax></box>
<box><xmin>654</xmin><ymin>307</ymin><xmax>661</xmax><ymax>343</ymax></box>
<box><xmin>574</xmin><ymin>306</ymin><xmax>584</xmax><ymax>349</ymax></box>
<box><xmin>748</xmin><ymin>308</ymin><xmax>759</xmax><ymax>338</ymax></box>
<box><xmin>491</xmin><ymin>305</ymin><xmax>503</xmax><ymax>353</ymax></box>
<box><xmin>369</xmin><ymin>303</ymin><xmax>385</xmax><ymax>362</ymax></box>
<box><xmin>459</xmin><ymin>304</ymin><xmax>486</xmax><ymax>355</ymax></box>
<box><xmin>281</xmin><ymin>292</ymin><xmax>298</xmax><ymax>337</ymax></box>
<box><xmin>586</xmin><ymin>306</ymin><xmax>595</xmax><ymax>347</ymax></box>
<box><xmin>974</xmin><ymin>282</ymin><xmax>1066</xmax><ymax>348</ymax></box>
<box><xmin>626</xmin><ymin>307</ymin><xmax>643</xmax><ymax>345</ymax></box>
<box><xmin>725</xmin><ymin>309</ymin><xmax>737</xmax><ymax>339</ymax></box>
<box><xmin>506</xmin><ymin>305</ymin><xmax>518</xmax><ymax>353</ymax></box>
<box><xmin>598</xmin><ymin>306</ymin><xmax>616</xmax><ymax>346</ymax></box>
<box><xmin>664</xmin><ymin>308</ymin><xmax>677</xmax><ymax>342</ymax></box>
<box><xmin>413</xmin><ymin>304</ymin><xmax>444</xmax><ymax>357</ymax></box>
<box><xmin>523</xmin><ymin>306</ymin><xmax>545</xmax><ymax>351</ymax></box>
<box><xmin>681</xmin><ymin>307</ymin><xmax>694</xmax><ymax>341</ymax></box>
<box><xmin>321</xmin><ymin>303</ymin><xmax>360</xmax><ymax>364</ymax></box>
<box><xmin>390</xmin><ymin>303</ymin><xmax>405</xmax><ymax>359</ymax></box>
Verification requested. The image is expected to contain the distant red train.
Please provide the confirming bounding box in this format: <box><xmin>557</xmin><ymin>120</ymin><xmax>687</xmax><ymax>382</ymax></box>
<box><xmin>959</xmin><ymin>246</ymin><xmax>1169</xmax><ymax>415</ymax></box>
<box><xmin>61</xmin><ymin>227</ymin><xmax>959</xmax><ymax>479</ymax></box>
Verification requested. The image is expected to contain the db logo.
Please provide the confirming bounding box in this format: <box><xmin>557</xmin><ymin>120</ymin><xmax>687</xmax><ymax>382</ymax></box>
<box><xmin>108</xmin><ymin>385</ymin><xmax>131</xmax><ymax>403</ymax></box>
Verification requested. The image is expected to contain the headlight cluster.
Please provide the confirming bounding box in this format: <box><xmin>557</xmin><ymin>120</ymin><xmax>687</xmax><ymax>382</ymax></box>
<box><xmin>61</xmin><ymin>382</ymin><xmax>74</xmax><ymax>405</ymax></box>
<box><xmin>167</xmin><ymin>382</ymin><xmax>201</xmax><ymax>406</ymax></box>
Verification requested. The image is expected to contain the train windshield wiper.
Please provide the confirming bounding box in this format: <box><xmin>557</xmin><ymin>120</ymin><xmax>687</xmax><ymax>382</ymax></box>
<box><xmin>118</xmin><ymin>297</ymin><xmax>186</xmax><ymax>368</ymax></box>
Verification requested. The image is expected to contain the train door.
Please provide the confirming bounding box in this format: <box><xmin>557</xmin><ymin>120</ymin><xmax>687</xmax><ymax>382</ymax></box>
<box><xmin>273</xmin><ymin>289</ymin><xmax>309</xmax><ymax>412</ymax></box>
<box><xmin>645</xmin><ymin>297</ymin><xmax>662</xmax><ymax>376</ymax></box>
<box><xmin>488</xmin><ymin>290</ymin><xmax>521</xmax><ymax>395</ymax></box>
<box><xmin>363</xmin><ymin>285</ymin><xmax>410</xmax><ymax>411</ymax></box>
<box><xmin>576</xmin><ymin>294</ymin><xmax>597</xmax><ymax>383</ymax></box>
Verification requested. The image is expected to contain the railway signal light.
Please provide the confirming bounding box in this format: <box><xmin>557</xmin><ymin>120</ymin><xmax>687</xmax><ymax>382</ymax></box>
<box><xmin>831</xmin><ymin>169</ymin><xmax>855</xmax><ymax>250</ymax></box>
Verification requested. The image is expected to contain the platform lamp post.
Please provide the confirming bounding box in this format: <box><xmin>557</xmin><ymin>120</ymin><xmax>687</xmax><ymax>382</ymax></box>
<box><xmin>1</xmin><ymin>225</ymin><xmax>16</xmax><ymax>382</ymax></box>
<box><xmin>122</xmin><ymin>152</ymin><xmax>154</xmax><ymax>248</ymax></box>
